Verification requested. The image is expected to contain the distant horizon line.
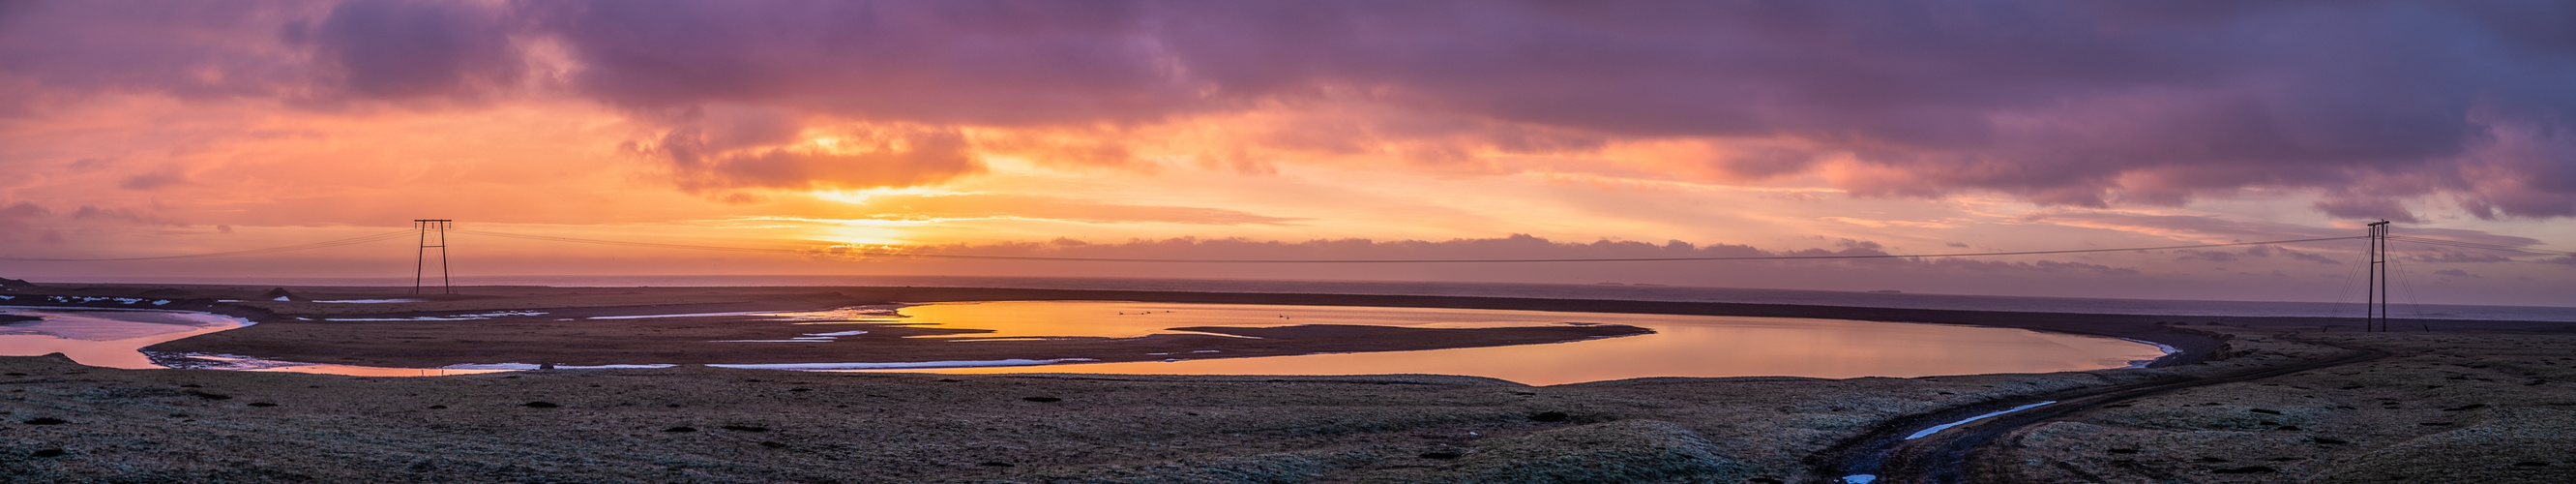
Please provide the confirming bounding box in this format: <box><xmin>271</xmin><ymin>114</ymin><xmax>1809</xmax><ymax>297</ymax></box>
<box><xmin>17</xmin><ymin>273</ymin><xmax>2576</xmax><ymax>311</ymax></box>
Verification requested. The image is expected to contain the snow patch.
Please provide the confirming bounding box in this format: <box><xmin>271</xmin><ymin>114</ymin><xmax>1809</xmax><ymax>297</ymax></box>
<box><xmin>1906</xmin><ymin>401</ymin><xmax>2057</xmax><ymax>440</ymax></box>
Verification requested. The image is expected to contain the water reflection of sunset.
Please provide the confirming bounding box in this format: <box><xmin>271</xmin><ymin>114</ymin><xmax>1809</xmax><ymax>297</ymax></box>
<box><xmin>864</xmin><ymin>302</ymin><xmax>2167</xmax><ymax>385</ymax></box>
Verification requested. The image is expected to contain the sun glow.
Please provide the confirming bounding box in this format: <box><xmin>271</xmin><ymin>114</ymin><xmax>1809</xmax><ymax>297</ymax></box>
<box><xmin>808</xmin><ymin>187</ymin><xmax>977</xmax><ymax>205</ymax></box>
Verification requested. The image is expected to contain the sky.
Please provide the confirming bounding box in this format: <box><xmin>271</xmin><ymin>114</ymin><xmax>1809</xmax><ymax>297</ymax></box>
<box><xmin>2</xmin><ymin>0</ymin><xmax>2573</xmax><ymax>306</ymax></box>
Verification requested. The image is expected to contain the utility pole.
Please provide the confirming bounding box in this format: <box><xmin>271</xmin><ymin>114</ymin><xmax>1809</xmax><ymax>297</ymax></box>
<box><xmin>2367</xmin><ymin>220</ymin><xmax>2389</xmax><ymax>332</ymax></box>
<box><xmin>414</xmin><ymin>219</ymin><xmax>454</xmax><ymax>295</ymax></box>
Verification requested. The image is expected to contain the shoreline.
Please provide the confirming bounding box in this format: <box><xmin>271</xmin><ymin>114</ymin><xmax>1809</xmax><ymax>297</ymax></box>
<box><xmin>1</xmin><ymin>283</ymin><xmax>2268</xmax><ymax>374</ymax></box>
<box><xmin>17</xmin><ymin>282</ymin><xmax>2565</xmax><ymax>375</ymax></box>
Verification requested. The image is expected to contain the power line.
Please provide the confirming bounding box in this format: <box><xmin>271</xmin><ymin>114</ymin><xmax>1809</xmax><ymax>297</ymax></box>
<box><xmin>0</xmin><ymin>230</ymin><xmax>416</xmax><ymax>261</ymax></box>
<box><xmin>2388</xmin><ymin>236</ymin><xmax>2576</xmax><ymax>257</ymax></box>
<box><xmin>453</xmin><ymin>228</ymin><xmax>2363</xmax><ymax>263</ymax></box>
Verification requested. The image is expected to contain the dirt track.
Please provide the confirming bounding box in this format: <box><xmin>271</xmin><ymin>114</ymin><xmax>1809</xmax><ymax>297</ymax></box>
<box><xmin>1810</xmin><ymin>332</ymin><xmax>2390</xmax><ymax>483</ymax></box>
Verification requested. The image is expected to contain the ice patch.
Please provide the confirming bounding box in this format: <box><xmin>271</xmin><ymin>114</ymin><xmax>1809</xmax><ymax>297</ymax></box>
<box><xmin>273</xmin><ymin>296</ymin><xmax>291</xmax><ymax>302</ymax></box>
<box><xmin>1842</xmin><ymin>475</ymin><xmax>1877</xmax><ymax>484</ymax></box>
<box><xmin>710</xmin><ymin>358</ymin><xmax>1098</xmax><ymax>370</ymax></box>
<box><xmin>1906</xmin><ymin>401</ymin><xmax>2056</xmax><ymax>440</ymax></box>
<box><xmin>2120</xmin><ymin>338</ymin><xmax>2180</xmax><ymax>355</ymax></box>
<box><xmin>2115</xmin><ymin>338</ymin><xmax>2183</xmax><ymax>369</ymax></box>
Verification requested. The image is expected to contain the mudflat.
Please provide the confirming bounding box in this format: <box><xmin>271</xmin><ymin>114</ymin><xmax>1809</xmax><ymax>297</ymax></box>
<box><xmin>25</xmin><ymin>283</ymin><xmax>2251</xmax><ymax>370</ymax></box>
<box><xmin>83</xmin><ymin>286</ymin><xmax>1650</xmax><ymax>368</ymax></box>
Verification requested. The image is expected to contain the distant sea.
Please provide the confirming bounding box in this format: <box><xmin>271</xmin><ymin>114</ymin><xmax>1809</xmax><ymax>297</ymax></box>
<box><xmin>34</xmin><ymin>275</ymin><xmax>2576</xmax><ymax>322</ymax></box>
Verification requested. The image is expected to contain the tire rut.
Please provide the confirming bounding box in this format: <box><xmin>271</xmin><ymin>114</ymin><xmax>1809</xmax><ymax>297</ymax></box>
<box><xmin>1805</xmin><ymin>336</ymin><xmax>2391</xmax><ymax>484</ymax></box>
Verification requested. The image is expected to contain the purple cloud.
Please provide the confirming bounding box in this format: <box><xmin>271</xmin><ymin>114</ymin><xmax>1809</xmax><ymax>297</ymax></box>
<box><xmin>294</xmin><ymin>0</ymin><xmax>523</xmax><ymax>102</ymax></box>
<box><xmin>5</xmin><ymin>1</ymin><xmax>2574</xmax><ymax>218</ymax></box>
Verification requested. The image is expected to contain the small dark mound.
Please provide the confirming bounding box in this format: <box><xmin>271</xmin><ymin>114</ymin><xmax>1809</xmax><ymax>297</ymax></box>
<box><xmin>23</xmin><ymin>417</ymin><xmax>65</xmax><ymax>425</ymax></box>
<box><xmin>720</xmin><ymin>425</ymin><xmax>768</xmax><ymax>433</ymax></box>
<box><xmin>5</xmin><ymin>373</ymin><xmax>26</xmax><ymax>377</ymax></box>
<box><xmin>758</xmin><ymin>441</ymin><xmax>788</xmax><ymax>449</ymax></box>
<box><xmin>2275</xmin><ymin>425</ymin><xmax>2303</xmax><ymax>431</ymax></box>
<box><xmin>978</xmin><ymin>462</ymin><xmax>1014</xmax><ymax>468</ymax></box>
<box><xmin>2443</xmin><ymin>404</ymin><xmax>2488</xmax><ymax>411</ymax></box>
<box><xmin>522</xmin><ymin>401</ymin><xmax>559</xmax><ymax>408</ymax></box>
<box><xmin>1418</xmin><ymin>451</ymin><xmax>1463</xmax><ymax>460</ymax></box>
<box><xmin>2311</xmin><ymin>437</ymin><xmax>2350</xmax><ymax>444</ymax></box>
<box><xmin>1528</xmin><ymin>411</ymin><xmax>1570</xmax><ymax>422</ymax></box>
<box><xmin>0</xmin><ymin>277</ymin><xmax>37</xmax><ymax>288</ymax></box>
<box><xmin>789</xmin><ymin>388</ymin><xmax>812</xmax><ymax>392</ymax></box>
<box><xmin>1022</xmin><ymin>397</ymin><xmax>1061</xmax><ymax>403</ymax></box>
<box><xmin>2249</xmin><ymin>408</ymin><xmax>2282</xmax><ymax>414</ymax></box>
<box><xmin>2107</xmin><ymin>448</ymin><xmax>2140</xmax><ymax>454</ymax></box>
<box><xmin>664</xmin><ymin>426</ymin><xmax>697</xmax><ymax>433</ymax></box>
<box><xmin>187</xmin><ymin>391</ymin><xmax>231</xmax><ymax>400</ymax></box>
<box><xmin>2211</xmin><ymin>466</ymin><xmax>2278</xmax><ymax>474</ymax></box>
<box><xmin>246</xmin><ymin>403</ymin><xmax>278</xmax><ymax>408</ymax></box>
<box><xmin>937</xmin><ymin>378</ymin><xmax>962</xmax><ymax>382</ymax></box>
<box><xmin>257</xmin><ymin>287</ymin><xmax>304</xmax><ymax>302</ymax></box>
<box><xmin>427</xmin><ymin>405</ymin><xmax>447</xmax><ymax>409</ymax></box>
<box><xmin>31</xmin><ymin>449</ymin><xmax>64</xmax><ymax>458</ymax></box>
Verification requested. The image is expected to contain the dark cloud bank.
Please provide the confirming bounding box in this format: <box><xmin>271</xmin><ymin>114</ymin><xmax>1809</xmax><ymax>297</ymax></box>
<box><xmin>4</xmin><ymin>0</ymin><xmax>2575</xmax><ymax>219</ymax></box>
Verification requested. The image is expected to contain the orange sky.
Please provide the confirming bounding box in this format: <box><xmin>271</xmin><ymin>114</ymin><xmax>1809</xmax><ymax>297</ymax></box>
<box><xmin>2</xmin><ymin>1</ymin><xmax>2572</xmax><ymax>305</ymax></box>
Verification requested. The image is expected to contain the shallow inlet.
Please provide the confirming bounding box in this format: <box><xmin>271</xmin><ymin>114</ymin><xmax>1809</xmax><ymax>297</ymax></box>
<box><xmin>3</xmin><ymin>302</ymin><xmax>2171</xmax><ymax>384</ymax></box>
<box><xmin>0</xmin><ymin>307</ymin><xmax>251</xmax><ymax>369</ymax></box>
<box><xmin>886</xmin><ymin>302</ymin><xmax>2171</xmax><ymax>385</ymax></box>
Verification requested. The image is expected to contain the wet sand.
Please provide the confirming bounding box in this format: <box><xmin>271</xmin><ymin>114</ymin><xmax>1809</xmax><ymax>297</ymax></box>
<box><xmin>95</xmin><ymin>287</ymin><xmax>1650</xmax><ymax>369</ymax></box>
<box><xmin>5</xmin><ymin>282</ymin><xmax>2573</xmax><ymax>482</ymax></box>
